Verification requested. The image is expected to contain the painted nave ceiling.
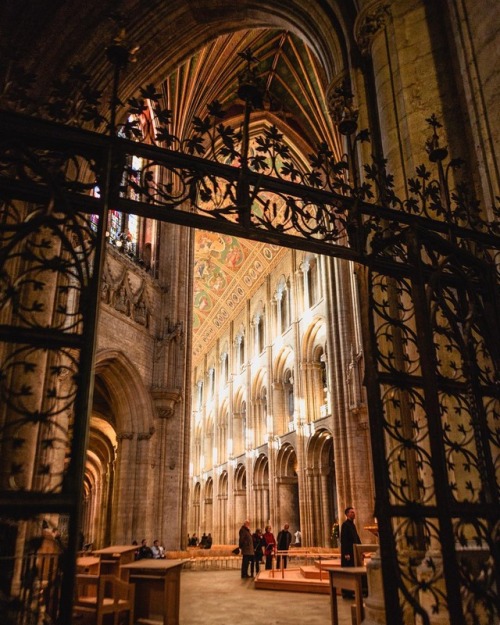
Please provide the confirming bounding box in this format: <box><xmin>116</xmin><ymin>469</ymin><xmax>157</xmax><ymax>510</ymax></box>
<box><xmin>170</xmin><ymin>30</ymin><xmax>341</xmax><ymax>359</ymax></box>
<box><xmin>1</xmin><ymin>2</ymin><xmax>499</xmax><ymax>625</ymax></box>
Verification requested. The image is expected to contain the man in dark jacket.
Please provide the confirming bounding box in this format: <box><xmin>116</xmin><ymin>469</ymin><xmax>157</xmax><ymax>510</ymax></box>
<box><xmin>239</xmin><ymin>520</ymin><xmax>254</xmax><ymax>578</ymax></box>
<box><xmin>276</xmin><ymin>523</ymin><xmax>292</xmax><ymax>569</ymax></box>
<box><xmin>340</xmin><ymin>506</ymin><xmax>361</xmax><ymax>598</ymax></box>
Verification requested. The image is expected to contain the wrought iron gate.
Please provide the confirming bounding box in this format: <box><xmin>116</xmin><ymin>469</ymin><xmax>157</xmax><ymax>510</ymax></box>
<box><xmin>0</xmin><ymin>54</ymin><xmax>498</xmax><ymax>625</ymax></box>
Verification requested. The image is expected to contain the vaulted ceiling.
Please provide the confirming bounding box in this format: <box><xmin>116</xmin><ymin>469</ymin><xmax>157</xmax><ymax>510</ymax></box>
<box><xmin>161</xmin><ymin>29</ymin><xmax>341</xmax><ymax>360</ymax></box>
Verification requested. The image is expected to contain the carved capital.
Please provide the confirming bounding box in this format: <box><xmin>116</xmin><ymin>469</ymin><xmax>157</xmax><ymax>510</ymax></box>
<box><xmin>354</xmin><ymin>1</ymin><xmax>390</xmax><ymax>56</ymax></box>
<box><xmin>326</xmin><ymin>73</ymin><xmax>359</xmax><ymax>134</ymax></box>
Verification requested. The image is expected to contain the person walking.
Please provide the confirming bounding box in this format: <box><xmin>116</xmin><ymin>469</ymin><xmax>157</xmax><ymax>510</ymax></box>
<box><xmin>263</xmin><ymin>525</ymin><xmax>276</xmax><ymax>570</ymax></box>
<box><xmin>340</xmin><ymin>506</ymin><xmax>361</xmax><ymax>598</ymax></box>
<box><xmin>239</xmin><ymin>520</ymin><xmax>254</xmax><ymax>578</ymax></box>
<box><xmin>276</xmin><ymin>523</ymin><xmax>292</xmax><ymax>569</ymax></box>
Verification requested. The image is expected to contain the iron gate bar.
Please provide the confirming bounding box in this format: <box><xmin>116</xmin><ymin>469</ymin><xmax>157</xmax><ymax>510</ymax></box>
<box><xmin>2</xmin><ymin>110</ymin><xmax>500</xmax><ymax>252</ymax></box>
<box><xmin>407</xmin><ymin>227</ymin><xmax>465</xmax><ymax>625</ymax></box>
<box><xmin>1</xmin><ymin>95</ymin><xmax>499</xmax><ymax>624</ymax></box>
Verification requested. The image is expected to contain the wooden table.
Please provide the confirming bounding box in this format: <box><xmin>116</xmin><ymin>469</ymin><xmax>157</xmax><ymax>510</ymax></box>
<box><xmin>326</xmin><ymin>566</ymin><xmax>367</xmax><ymax>625</ymax></box>
<box><xmin>121</xmin><ymin>559</ymin><xmax>184</xmax><ymax>625</ymax></box>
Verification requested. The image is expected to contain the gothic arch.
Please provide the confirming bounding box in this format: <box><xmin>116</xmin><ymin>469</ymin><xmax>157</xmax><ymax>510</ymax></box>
<box><xmin>92</xmin><ymin>350</ymin><xmax>156</xmax><ymax>543</ymax></box>
<box><xmin>81</xmin><ymin>419</ymin><xmax>117</xmax><ymax>548</ymax></box>
<box><xmin>94</xmin><ymin>349</ymin><xmax>155</xmax><ymax>436</ymax></box>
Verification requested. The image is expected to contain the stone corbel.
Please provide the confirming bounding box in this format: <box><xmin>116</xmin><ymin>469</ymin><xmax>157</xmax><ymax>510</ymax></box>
<box><xmin>152</xmin><ymin>389</ymin><xmax>182</xmax><ymax>419</ymax></box>
<box><xmin>326</xmin><ymin>72</ymin><xmax>359</xmax><ymax>133</ymax></box>
<box><xmin>354</xmin><ymin>1</ymin><xmax>390</xmax><ymax>56</ymax></box>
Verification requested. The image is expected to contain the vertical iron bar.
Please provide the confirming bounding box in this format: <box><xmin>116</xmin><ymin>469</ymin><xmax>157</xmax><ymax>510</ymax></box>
<box><xmin>355</xmin><ymin>262</ymin><xmax>405</xmax><ymax>625</ymax></box>
<box><xmin>406</xmin><ymin>227</ymin><xmax>466</xmax><ymax>625</ymax></box>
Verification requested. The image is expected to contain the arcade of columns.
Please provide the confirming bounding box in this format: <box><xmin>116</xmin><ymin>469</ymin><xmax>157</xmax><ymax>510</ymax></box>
<box><xmin>1</xmin><ymin>0</ymin><xmax>497</xmax><ymax>623</ymax></box>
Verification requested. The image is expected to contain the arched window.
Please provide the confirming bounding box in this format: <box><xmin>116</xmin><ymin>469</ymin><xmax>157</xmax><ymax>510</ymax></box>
<box><xmin>235</xmin><ymin>333</ymin><xmax>245</xmax><ymax>369</ymax></box>
<box><xmin>302</xmin><ymin>256</ymin><xmax>320</xmax><ymax>308</ymax></box>
<box><xmin>207</xmin><ymin>367</ymin><xmax>215</xmax><ymax>400</ymax></box>
<box><xmin>276</xmin><ymin>279</ymin><xmax>289</xmax><ymax>334</ymax></box>
<box><xmin>253</xmin><ymin>311</ymin><xmax>265</xmax><ymax>355</ymax></box>
<box><xmin>197</xmin><ymin>380</ymin><xmax>204</xmax><ymax>411</ymax></box>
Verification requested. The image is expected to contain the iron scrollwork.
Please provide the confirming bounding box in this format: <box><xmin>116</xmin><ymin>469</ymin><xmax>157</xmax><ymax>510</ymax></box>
<box><xmin>0</xmin><ymin>43</ymin><xmax>499</xmax><ymax>625</ymax></box>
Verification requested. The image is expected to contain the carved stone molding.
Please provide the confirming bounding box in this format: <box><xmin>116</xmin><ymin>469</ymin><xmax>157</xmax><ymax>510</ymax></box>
<box><xmin>100</xmin><ymin>253</ymin><xmax>151</xmax><ymax>327</ymax></box>
<box><xmin>354</xmin><ymin>1</ymin><xmax>390</xmax><ymax>56</ymax></box>
<box><xmin>326</xmin><ymin>72</ymin><xmax>359</xmax><ymax>132</ymax></box>
<box><xmin>117</xmin><ymin>431</ymin><xmax>135</xmax><ymax>441</ymax></box>
<box><xmin>137</xmin><ymin>426</ymin><xmax>156</xmax><ymax>441</ymax></box>
<box><xmin>152</xmin><ymin>388</ymin><xmax>182</xmax><ymax>418</ymax></box>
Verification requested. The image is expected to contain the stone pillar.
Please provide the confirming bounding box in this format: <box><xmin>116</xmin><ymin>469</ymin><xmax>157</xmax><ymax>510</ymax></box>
<box><xmin>113</xmin><ymin>432</ymin><xmax>135</xmax><ymax>543</ymax></box>
<box><xmin>354</xmin><ymin>0</ymin><xmax>469</xmax><ymax>194</ymax></box>
<box><xmin>362</xmin><ymin>550</ymin><xmax>386</xmax><ymax>625</ymax></box>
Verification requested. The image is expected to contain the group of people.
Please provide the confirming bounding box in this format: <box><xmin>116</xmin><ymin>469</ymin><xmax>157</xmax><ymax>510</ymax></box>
<box><xmin>238</xmin><ymin>521</ymin><xmax>297</xmax><ymax>579</ymax></box>
<box><xmin>133</xmin><ymin>538</ymin><xmax>166</xmax><ymax>560</ymax></box>
<box><xmin>187</xmin><ymin>532</ymin><xmax>213</xmax><ymax>548</ymax></box>
<box><xmin>236</xmin><ymin>506</ymin><xmax>362</xmax><ymax>590</ymax></box>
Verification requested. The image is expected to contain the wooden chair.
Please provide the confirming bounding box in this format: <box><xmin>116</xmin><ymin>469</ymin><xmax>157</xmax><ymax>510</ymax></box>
<box><xmin>74</xmin><ymin>574</ymin><xmax>134</xmax><ymax>625</ymax></box>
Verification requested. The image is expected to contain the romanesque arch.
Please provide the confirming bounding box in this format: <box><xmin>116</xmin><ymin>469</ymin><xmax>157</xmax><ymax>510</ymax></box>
<box><xmin>233</xmin><ymin>463</ymin><xmax>247</xmax><ymax>536</ymax></box>
<box><xmin>305</xmin><ymin>429</ymin><xmax>336</xmax><ymax>547</ymax></box>
<box><xmin>252</xmin><ymin>453</ymin><xmax>270</xmax><ymax>530</ymax></box>
<box><xmin>275</xmin><ymin>443</ymin><xmax>300</xmax><ymax>536</ymax></box>
<box><xmin>217</xmin><ymin>471</ymin><xmax>228</xmax><ymax>544</ymax></box>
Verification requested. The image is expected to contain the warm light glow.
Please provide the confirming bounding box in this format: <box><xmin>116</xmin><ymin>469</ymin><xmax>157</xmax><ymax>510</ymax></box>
<box><xmin>246</xmin><ymin>427</ymin><xmax>254</xmax><ymax>447</ymax></box>
<box><xmin>266</xmin><ymin>414</ymin><xmax>273</xmax><ymax>434</ymax></box>
<box><xmin>302</xmin><ymin>308</ymin><xmax>313</xmax><ymax>325</ymax></box>
<box><xmin>227</xmin><ymin>438</ymin><xmax>233</xmax><ymax>456</ymax></box>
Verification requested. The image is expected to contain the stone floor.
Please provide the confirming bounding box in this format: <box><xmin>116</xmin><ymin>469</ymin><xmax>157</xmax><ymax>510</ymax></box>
<box><xmin>179</xmin><ymin>569</ymin><xmax>353</xmax><ymax>625</ymax></box>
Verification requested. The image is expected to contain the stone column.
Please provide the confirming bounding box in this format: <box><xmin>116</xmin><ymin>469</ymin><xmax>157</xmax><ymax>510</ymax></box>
<box><xmin>113</xmin><ymin>432</ymin><xmax>135</xmax><ymax>543</ymax></box>
<box><xmin>354</xmin><ymin>0</ymin><xmax>470</xmax><ymax>194</ymax></box>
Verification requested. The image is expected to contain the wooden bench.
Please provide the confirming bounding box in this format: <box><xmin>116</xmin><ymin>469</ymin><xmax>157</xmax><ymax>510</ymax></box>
<box><xmin>74</xmin><ymin>574</ymin><xmax>135</xmax><ymax>625</ymax></box>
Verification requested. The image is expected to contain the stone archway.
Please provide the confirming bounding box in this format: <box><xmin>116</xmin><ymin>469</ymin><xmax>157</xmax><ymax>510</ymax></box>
<box><xmin>217</xmin><ymin>471</ymin><xmax>228</xmax><ymax>543</ymax></box>
<box><xmin>275</xmin><ymin>443</ymin><xmax>300</xmax><ymax>539</ymax></box>
<box><xmin>233</xmin><ymin>463</ymin><xmax>247</xmax><ymax>540</ymax></box>
<box><xmin>253</xmin><ymin>453</ymin><xmax>270</xmax><ymax>529</ymax></box>
<box><xmin>92</xmin><ymin>350</ymin><xmax>156</xmax><ymax>544</ymax></box>
<box><xmin>305</xmin><ymin>429</ymin><xmax>337</xmax><ymax>547</ymax></box>
<box><xmin>81</xmin><ymin>417</ymin><xmax>117</xmax><ymax>549</ymax></box>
